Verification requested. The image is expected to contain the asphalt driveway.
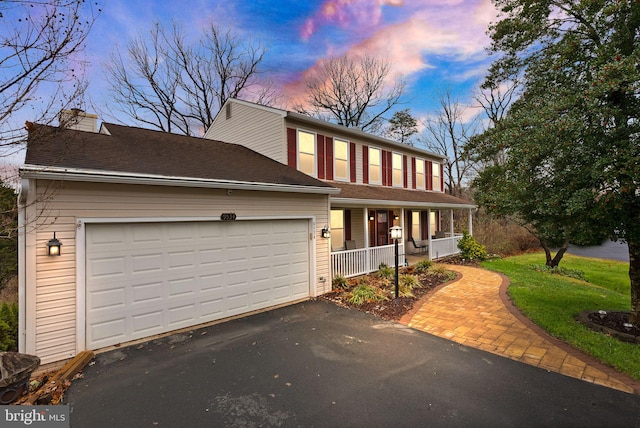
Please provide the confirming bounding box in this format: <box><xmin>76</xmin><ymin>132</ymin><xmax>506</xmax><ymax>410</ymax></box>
<box><xmin>65</xmin><ymin>300</ymin><xmax>640</xmax><ymax>427</ymax></box>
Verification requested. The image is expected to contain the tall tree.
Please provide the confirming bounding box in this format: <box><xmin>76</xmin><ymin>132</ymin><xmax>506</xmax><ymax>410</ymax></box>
<box><xmin>385</xmin><ymin>109</ymin><xmax>418</xmax><ymax>145</ymax></box>
<box><xmin>470</xmin><ymin>1</ymin><xmax>640</xmax><ymax>324</ymax></box>
<box><xmin>294</xmin><ymin>54</ymin><xmax>405</xmax><ymax>134</ymax></box>
<box><xmin>421</xmin><ymin>89</ymin><xmax>476</xmax><ymax>196</ymax></box>
<box><xmin>105</xmin><ymin>22</ymin><xmax>272</xmax><ymax>136</ymax></box>
<box><xmin>1</xmin><ymin>0</ymin><xmax>99</xmax><ymax>154</ymax></box>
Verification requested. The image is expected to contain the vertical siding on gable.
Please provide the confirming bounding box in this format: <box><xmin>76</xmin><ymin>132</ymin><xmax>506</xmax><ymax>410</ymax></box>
<box><xmin>205</xmin><ymin>101</ymin><xmax>286</xmax><ymax>163</ymax></box>
<box><xmin>29</xmin><ymin>181</ymin><xmax>330</xmax><ymax>364</ymax></box>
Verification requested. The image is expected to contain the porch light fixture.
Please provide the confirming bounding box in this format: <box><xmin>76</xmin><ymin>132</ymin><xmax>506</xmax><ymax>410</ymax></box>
<box><xmin>47</xmin><ymin>232</ymin><xmax>62</xmax><ymax>256</ymax></box>
<box><xmin>394</xmin><ymin>214</ymin><xmax>399</xmax><ymax>220</ymax></box>
<box><xmin>369</xmin><ymin>214</ymin><xmax>374</xmax><ymax>221</ymax></box>
<box><xmin>390</xmin><ymin>226</ymin><xmax>402</xmax><ymax>301</ymax></box>
<box><xmin>321</xmin><ymin>225</ymin><xmax>331</xmax><ymax>239</ymax></box>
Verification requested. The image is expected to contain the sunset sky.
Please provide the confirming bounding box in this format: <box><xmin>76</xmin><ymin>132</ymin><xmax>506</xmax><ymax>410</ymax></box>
<box><xmin>84</xmin><ymin>0</ymin><xmax>498</xmax><ymax>125</ymax></box>
<box><xmin>3</xmin><ymin>0</ymin><xmax>500</xmax><ymax>170</ymax></box>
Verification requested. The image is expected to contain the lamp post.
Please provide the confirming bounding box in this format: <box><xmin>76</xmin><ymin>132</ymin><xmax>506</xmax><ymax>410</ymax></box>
<box><xmin>390</xmin><ymin>226</ymin><xmax>402</xmax><ymax>301</ymax></box>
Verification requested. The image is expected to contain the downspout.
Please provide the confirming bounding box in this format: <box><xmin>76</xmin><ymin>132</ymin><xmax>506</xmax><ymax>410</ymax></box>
<box><xmin>17</xmin><ymin>179</ymin><xmax>29</xmax><ymax>353</ymax></box>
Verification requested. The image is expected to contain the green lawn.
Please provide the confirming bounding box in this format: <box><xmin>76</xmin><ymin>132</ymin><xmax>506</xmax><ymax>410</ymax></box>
<box><xmin>481</xmin><ymin>253</ymin><xmax>640</xmax><ymax>381</ymax></box>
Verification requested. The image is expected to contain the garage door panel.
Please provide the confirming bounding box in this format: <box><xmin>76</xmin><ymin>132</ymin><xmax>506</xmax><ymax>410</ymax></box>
<box><xmin>86</xmin><ymin>220</ymin><xmax>310</xmax><ymax>349</ymax></box>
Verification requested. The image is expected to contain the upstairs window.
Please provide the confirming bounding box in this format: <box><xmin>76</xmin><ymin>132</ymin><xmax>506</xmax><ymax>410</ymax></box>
<box><xmin>432</xmin><ymin>162</ymin><xmax>441</xmax><ymax>192</ymax></box>
<box><xmin>392</xmin><ymin>153</ymin><xmax>403</xmax><ymax>187</ymax></box>
<box><xmin>415</xmin><ymin>158</ymin><xmax>425</xmax><ymax>189</ymax></box>
<box><xmin>298</xmin><ymin>130</ymin><xmax>316</xmax><ymax>176</ymax></box>
<box><xmin>334</xmin><ymin>138</ymin><xmax>349</xmax><ymax>181</ymax></box>
<box><xmin>369</xmin><ymin>147</ymin><xmax>382</xmax><ymax>185</ymax></box>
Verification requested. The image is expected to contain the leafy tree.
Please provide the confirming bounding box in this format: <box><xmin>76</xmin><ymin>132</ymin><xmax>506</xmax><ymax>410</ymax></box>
<box><xmin>470</xmin><ymin>1</ymin><xmax>640</xmax><ymax>324</ymax></box>
<box><xmin>105</xmin><ymin>22</ymin><xmax>273</xmax><ymax>136</ymax></box>
<box><xmin>385</xmin><ymin>109</ymin><xmax>417</xmax><ymax>145</ymax></box>
<box><xmin>294</xmin><ymin>54</ymin><xmax>405</xmax><ymax>134</ymax></box>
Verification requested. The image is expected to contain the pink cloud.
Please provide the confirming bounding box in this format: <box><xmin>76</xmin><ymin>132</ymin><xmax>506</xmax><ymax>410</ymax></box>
<box><xmin>285</xmin><ymin>0</ymin><xmax>496</xmax><ymax>109</ymax></box>
<box><xmin>301</xmin><ymin>0</ymin><xmax>404</xmax><ymax>40</ymax></box>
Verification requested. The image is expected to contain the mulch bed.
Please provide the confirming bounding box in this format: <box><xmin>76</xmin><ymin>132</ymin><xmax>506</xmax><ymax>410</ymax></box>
<box><xmin>579</xmin><ymin>310</ymin><xmax>640</xmax><ymax>344</ymax></box>
<box><xmin>319</xmin><ymin>265</ymin><xmax>455</xmax><ymax>321</ymax></box>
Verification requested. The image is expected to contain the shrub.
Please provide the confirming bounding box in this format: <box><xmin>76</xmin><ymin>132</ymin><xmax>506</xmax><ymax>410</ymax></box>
<box><xmin>400</xmin><ymin>274</ymin><xmax>420</xmax><ymax>290</ymax></box>
<box><xmin>376</xmin><ymin>264</ymin><xmax>395</xmax><ymax>280</ymax></box>
<box><xmin>348</xmin><ymin>282</ymin><xmax>388</xmax><ymax>306</ymax></box>
<box><xmin>427</xmin><ymin>264</ymin><xmax>457</xmax><ymax>282</ymax></box>
<box><xmin>530</xmin><ymin>265</ymin><xmax>589</xmax><ymax>282</ymax></box>
<box><xmin>0</xmin><ymin>302</ymin><xmax>18</xmax><ymax>352</ymax></box>
<box><xmin>457</xmin><ymin>231</ymin><xmax>488</xmax><ymax>261</ymax></box>
<box><xmin>332</xmin><ymin>274</ymin><xmax>349</xmax><ymax>290</ymax></box>
<box><xmin>414</xmin><ymin>259</ymin><xmax>433</xmax><ymax>274</ymax></box>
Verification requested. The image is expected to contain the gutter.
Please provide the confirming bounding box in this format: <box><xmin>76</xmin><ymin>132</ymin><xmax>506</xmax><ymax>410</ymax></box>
<box><xmin>330</xmin><ymin>197</ymin><xmax>476</xmax><ymax>210</ymax></box>
<box><xmin>19</xmin><ymin>165</ymin><xmax>341</xmax><ymax>195</ymax></box>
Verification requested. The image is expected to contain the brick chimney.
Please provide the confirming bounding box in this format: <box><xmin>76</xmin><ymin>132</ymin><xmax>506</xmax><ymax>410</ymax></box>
<box><xmin>59</xmin><ymin>109</ymin><xmax>98</xmax><ymax>133</ymax></box>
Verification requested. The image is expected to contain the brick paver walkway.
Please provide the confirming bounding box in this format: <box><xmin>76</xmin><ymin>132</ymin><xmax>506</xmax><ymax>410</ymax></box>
<box><xmin>400</xmin><ymin>264</ymin><xmax>640</xmax><ymax>395</ymax></box>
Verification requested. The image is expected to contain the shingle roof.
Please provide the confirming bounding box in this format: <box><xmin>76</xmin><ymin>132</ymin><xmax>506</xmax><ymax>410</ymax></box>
<box><xmin>330</xmin><ymin>182</ymin><xmax>474</xmax><ymax>208</ymax></box>
<box><xmin>24</xmin><ymin>123</ymin><xmax>336</xmax><ymax>190</ymax></box>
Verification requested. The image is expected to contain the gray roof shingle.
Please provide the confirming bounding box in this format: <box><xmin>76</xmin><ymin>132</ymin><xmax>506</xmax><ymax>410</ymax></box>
<box><xmin>24</xmin><ymin>123</ymin><xmax>336</xmax><ymax>190</ymax></box>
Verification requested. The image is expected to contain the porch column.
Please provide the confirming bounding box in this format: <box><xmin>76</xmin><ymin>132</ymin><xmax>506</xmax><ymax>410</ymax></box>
<box><xmin>450</xmin><ymin>210</ymin><xmax>454</xmax><ymax>237</ymax></box>
<box><xmin>468</xmin><ymin>208</ymin><xmax>473</xmax><ymax>235</ymax></box>
<box><xmin>363</xmin><ymin>209</ymin><xmax>369</xmax><ymax>248</ymax></box>
<box><xmin>400</xmin><ymin>208</ymin><xmax>405</xmax><ymax>263</ymax></box>
<box><xmin>427</xmin><ymin>208</ymin><xmax>432</xmax><ymax>261</ymax></box>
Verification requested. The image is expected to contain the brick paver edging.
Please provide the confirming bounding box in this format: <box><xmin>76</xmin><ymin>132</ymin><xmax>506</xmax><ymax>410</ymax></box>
<box><xmin>496</xmin><ymin>270</ymin><xmax>640</xmax><ymax>395</ymax></box>
<box><xmin>400</xmin><ymin>264</ymin><xmax>640</xmax><ymax>395</ymax></box>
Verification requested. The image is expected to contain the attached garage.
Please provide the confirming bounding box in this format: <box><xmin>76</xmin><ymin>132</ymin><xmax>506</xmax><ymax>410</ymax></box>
<box><xmin>19</xmin><ymin>118</ymin><xmax>338</xmax><ymax>364</ymax></box>
<box><xmin>84</xmin><ymin>220</ymin><xmax>310</xmax><ymax>349</ymax></box>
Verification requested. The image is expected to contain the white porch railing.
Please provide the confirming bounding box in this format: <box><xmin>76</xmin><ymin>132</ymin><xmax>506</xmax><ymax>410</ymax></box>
<box><xmin>331</xmin><ymin>244</ymin><xmax>404</xmax><ymax>278</ymax></box>
<box><xmin>331</xmin><ymin>235</ymin><xmax>463</xmax><ymax>279</ymax></box>
<box><xmin>431</xmin><ymin>234</ymin><xmax>463</xmax><ymax>260</ymax></box>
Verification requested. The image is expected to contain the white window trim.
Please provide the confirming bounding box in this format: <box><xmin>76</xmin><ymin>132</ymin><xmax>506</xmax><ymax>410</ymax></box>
<box><xmin>392</xmin><ymin>152</ymin><xmax>403</xmax><ymax>188</ymax></box>
<box><xmin>297</xmin><ymin>129</ymin><xmax>317</xmax><ymax>177</ymax></box>
<box><xmin>333</xmin><ymin>138</ymin><xmax>350</xmax><ymax>182</ymax></box>
<box><xmin>415</xmin><ymin>157</ymin><xmax>425</xmax><ymax>190</ymax></box>
<box><xmin>368</xmin><ymin>146</ymin><xmax>382</xmax><ymax>185</ymax></box>
<box><xmin>432</xmin><ymin>162</ymin><xmax>441</xmax><ymax>192</ymax></box>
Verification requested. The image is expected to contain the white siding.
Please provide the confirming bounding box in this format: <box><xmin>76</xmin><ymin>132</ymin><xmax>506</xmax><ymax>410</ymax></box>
<box><xmin>25</xmin><ymin>180</ymin><xmax>330</xmax><ymax>364</ymax></box>
<box><xmin>205</xmin><ymin>100</ymin><xmax>286</xmax><ymax>163</ymax></box>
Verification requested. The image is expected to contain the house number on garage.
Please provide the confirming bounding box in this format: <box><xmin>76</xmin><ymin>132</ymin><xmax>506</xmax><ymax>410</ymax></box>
<box><xmin>220</xmin><ymin>213</ymin><xmax>237</xmax><ymax>221</ymax></box>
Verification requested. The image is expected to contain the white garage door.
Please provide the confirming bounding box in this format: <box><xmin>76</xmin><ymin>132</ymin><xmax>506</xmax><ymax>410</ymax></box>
<box><xmin>85</xmin><ymin>220</ymin><xmax>310</xmax><ymax>349</ymax></box>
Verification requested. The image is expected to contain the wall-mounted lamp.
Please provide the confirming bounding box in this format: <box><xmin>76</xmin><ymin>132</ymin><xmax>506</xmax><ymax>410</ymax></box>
<box><xmin>321</xmin><ymin>225</ymin><xmax>331</xmax><ymax>239</ymax></box>
<box><xmin>369</xmin><ymin>214</ymin><xmax>375</xmax><ymax>221</ymax></box>
<box><xmin>394</xmin><ymin>214</ymin><xmax>399</xmax><ymax>220</ymax></box>
<box><xmin>47</xmin><ymin>232</ymin><xmax>62</xmax><ymax>256</ymax></box>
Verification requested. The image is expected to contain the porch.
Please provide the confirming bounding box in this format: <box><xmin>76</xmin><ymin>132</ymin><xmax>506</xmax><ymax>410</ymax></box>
<box><xmin>331</xmin><ymin>233</ymin><xmax>464</xmax><ymax>279</ymax></box>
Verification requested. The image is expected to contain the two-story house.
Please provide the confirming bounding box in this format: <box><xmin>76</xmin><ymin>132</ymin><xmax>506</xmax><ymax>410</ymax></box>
<box><xmin>206</xmin><ymin>98</ymin><xmax>476</xmax><ymax>278</ymax></box>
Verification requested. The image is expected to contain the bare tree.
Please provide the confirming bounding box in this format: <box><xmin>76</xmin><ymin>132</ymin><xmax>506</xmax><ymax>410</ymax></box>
<box><xmin>105</xmin><ymin>22</ymin><xmax>272</xmax><ymax>136</ymax></box>
<box><xmin>475</xmin><ymin>81</ymin><xmax>519</xmax><ymax>129</ymax></box>
<box><xmin>294</xmin><ymin>55</ymin><xmax>405</xmax><ymax>134</ymax></box>
<box><xmin>1</xmin><ymin>0</ymin><xmax>99</xmax><ymax>156</ymax></box>
<box><xmin>421</xmin><ymin>88</ymin><xmax>477</xmax><ymax>197</ymax></box>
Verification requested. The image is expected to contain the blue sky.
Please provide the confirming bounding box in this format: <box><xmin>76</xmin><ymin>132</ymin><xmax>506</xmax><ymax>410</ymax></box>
<box><xmin>3</xmin><ymin>0</ymin><xmax>498</xmax><ymax>171</ymax></box>
<box><xmin>83</xmin><ymin>0</ymin><xmax>497</xmax><ymax>124</ymax></box>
